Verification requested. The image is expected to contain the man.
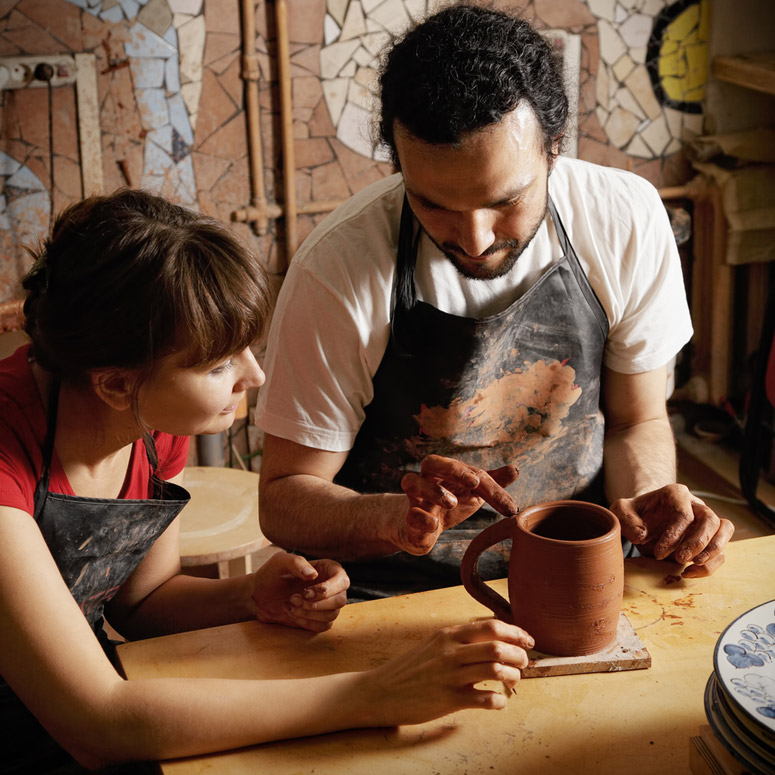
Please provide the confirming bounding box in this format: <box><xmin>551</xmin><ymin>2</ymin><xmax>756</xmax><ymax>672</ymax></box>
<box><xmin>255</xmin><ymin>4</ymin><xmax>734</xmax><ymax>600</ymax></box>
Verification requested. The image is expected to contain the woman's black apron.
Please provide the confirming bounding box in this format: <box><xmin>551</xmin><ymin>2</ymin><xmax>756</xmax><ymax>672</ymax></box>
<box><xmin>335</xmin><ymin>196</ymin><xmax>609</xmax><ymax>601</ymax></box>
<box><xmin>1</xmin><ymin>381</ymin><xmax>190</xmax><ymax>773</ymax></box>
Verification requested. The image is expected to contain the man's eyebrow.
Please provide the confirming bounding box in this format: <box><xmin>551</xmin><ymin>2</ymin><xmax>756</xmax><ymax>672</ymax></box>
<box><xmin>405</xmin><ymin>185</ymin><xmax>529</xmax><ymax>211</ymax></box>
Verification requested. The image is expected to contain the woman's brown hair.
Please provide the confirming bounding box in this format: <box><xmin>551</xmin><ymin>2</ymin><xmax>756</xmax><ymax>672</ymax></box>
<box><xmin>22</xmin><ymin>189</ymin><xmax>272</xmax><ymax>393</ymax></box>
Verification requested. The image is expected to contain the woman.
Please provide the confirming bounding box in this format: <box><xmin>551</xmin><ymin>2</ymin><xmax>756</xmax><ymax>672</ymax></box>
<box><xmin>0</xmin><ymin>190</ymin><xmax>533</xmax><ymax>772</ymax></box>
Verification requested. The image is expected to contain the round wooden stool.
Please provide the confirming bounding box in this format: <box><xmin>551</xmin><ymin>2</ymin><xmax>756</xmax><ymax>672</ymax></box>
<box><xmin>179</xmin><ymin>466</ymin><xmax>269</xmax><ymax>578</ymax></box>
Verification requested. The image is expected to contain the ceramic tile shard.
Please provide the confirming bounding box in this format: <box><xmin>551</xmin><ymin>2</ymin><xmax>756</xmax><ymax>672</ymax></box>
<box><xmin>324</xmin><ymin>14</ymin><xmax>340</xmax><ymax>45</ymax></box>
<box><xmin>605</xmin><ymin>105</ymin><xmax>640</xmax><ymax>148</ymax></box>
<box><xmin>125</xmin><ymin>22</ymin><xmax>177</xmax><ymax>59</ymax></box>
<box><xmin>165</xmin><ymin>56</ymin><xmax>180</xmax><ymax>92</ymax></box>
<box><xmin>624</xmin><ymin>65</ymin><xmax>662</xmax><ymax>120</ymax></box>
<box><xmin>619</xmin><ymin>13</ymin><xmax>652</xmax><ymax>49</ymax></box>
<box><xmin>336</xmin><ymin>100</ymin><xmax>374</xmax><ymax>158</ymax></box>
<box><xmin>597</xmin><ymin>19</ymin><xmax>627</xmax><ymax>65</ymax></box>
<box><xmin>168</xmin><ymin>92</ymin><xmax>194</xmax><ymax>144</ymax></box>
<box><xmin>320</xmin><ymin>38</ymin><xmax>360</xmax><ymax>79</ymax></box>
<box><xmin>178</xmin><ymin>14</ymin><xmax>205</xmax><ymax>83</ymax></box>
<box><xmin>340</xmin><ymin>0</ymin><xmax>366</xmax><ymax>41</ymax></box>
<box><xmin>369</xmin><ymin>0</ymin><xmax>411</xmax><ymax>36</ymax></box>
<box><xmin>100</xmin><ymin>4</ymin><xmax>123</xmax><ymax>22</ymax></box>
<box><xmin>0</xmin><ymin>152</ymin><xmax>21</xmax><ymax>177</ymax></box>
<box><xmin>129</xmin><ymin>57</ymin><xmax>165</xmax><ymax>88</ymax></box>
<box><xmin>119</xmin><ymin>0</ymin><xmax>140</xmax><ymax>19</ymax></box>
<box><xmin>640</xmin><ymin>113</ymin><xmax>670</xmax><ymax>155</ymax></box>
<box><xmin>612</xmin><ymin>52</ymin><xmax>635</xmax><ymax>84</ymax></box>
<box><xmin>135</xmin><ymin>87</ymin><xmax>169</xmax><ymax>129</ymax></box>
<box><xmin>147</xmin><ymin>124</ymin><xmax>173</xmax><ymax>153</ymax></box>
<box><xmin>626</xmin><ymin>132</ymin><xmax>653</xmax><ymax>159</ymax></box>
<box><xmin>169</xmin><ymin>0</ymin><xmax>202</xmax><ymax>13</ymax></box>
<box><xmin>614</xmin><ymin>85</ymin><xmax>646</xmax><ymax>119</ymax></box>
<box><xmin>322</xmin><ymin>77</ymin><xmax>348</xmax><ymax>125</ymax></box>
<box><xmin>587</xmin><ymin>0</ymin><xmax>616</xmax><ymax>20</ymax></box>
<box><xmin>327</xmin><ymin>0</ymin><xmax>349</xmax><ymax>26</ymax></box>
<box><xmin>138</xmin><ymin>0</ymin><xmax>173</xmax><ymax>37</ymax></box>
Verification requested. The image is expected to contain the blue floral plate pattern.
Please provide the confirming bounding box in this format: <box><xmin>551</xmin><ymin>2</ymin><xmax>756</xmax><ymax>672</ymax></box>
<box><xmin>713</xmin><ymin>600</ymin><xmax>775</xmax><ymax>739</ymax></box>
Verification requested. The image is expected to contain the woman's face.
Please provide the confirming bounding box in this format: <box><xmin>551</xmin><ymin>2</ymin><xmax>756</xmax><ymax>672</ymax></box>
<box><xmin>137</xmin><ymin>347</ymin><xmax>265</xmax><ymax>436</ymax></box>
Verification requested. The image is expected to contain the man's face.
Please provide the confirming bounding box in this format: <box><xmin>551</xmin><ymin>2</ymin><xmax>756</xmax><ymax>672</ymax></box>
<box><xmin>395</xmin><ymin>104</ymin><xmax>556</xmax><ymax>281</ymax></box>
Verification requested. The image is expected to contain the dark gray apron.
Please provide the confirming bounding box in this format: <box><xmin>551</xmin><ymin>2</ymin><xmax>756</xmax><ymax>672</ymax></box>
<box><xmin>335</xmin><ymin>196</ymin><xmax>609</xmax><ymax>600</ymax></box>
<box><xmin>1</xmin><ymin>380</ymin><xmax>190</xmax><ymax>773</ymax></box>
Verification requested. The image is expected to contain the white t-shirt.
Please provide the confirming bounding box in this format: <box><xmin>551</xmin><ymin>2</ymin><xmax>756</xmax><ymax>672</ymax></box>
<box><xmin>256</xmin><ymin>157</ymin><xmax>693</xmax><ymax>453</ymax></box>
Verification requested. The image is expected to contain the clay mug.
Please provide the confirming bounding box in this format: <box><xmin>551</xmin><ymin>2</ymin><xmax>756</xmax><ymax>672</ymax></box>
<box><xmin>460</xmin><ymin>500</ymin><xmax>623</xmax><ymax>657</ymax></box>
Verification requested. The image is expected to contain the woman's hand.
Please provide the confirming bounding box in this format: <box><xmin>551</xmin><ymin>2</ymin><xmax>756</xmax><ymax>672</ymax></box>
<box><xmin>250</xmin><ymin>551</ymin><xmax>349</xmax><ymax>632</ymax></box>
<box><xmin>398</xmin><ymin>456</ymin><xmax>519</xmax><ymax>555</ymax></box>
<box><xmin>361</xmin><ymin>619</ymin><xmax>534</xmax><ymax>726</ymax></box>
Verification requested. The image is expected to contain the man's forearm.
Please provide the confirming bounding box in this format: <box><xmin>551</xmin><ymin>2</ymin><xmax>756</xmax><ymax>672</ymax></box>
<box><xmin>260</xmin><ymin>473</ymin><xmax>408</xmax><ymax>560</ymax></box>
<box><xmin>603</xmin><ymin>415</ymin><xmax>677</xmax><ymax>503</ymax></box>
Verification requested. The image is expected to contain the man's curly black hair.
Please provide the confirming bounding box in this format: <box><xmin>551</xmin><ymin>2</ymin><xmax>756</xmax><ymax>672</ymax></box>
<box><xmin>378</xmin><ymin>4</ymin><xmax>568</xmax><ymax>165</ymax></box>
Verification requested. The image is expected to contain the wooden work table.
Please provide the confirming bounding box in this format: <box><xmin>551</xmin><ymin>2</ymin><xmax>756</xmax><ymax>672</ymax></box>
<box><xmin>117</xmin><ymin>535</ymin><xmax>775</xmax><ymax>775</ymax></box>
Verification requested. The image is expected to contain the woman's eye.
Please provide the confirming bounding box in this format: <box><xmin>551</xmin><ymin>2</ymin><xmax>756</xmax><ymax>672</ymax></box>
<box><xmin>209</xmin><ymin>360</ymin><xmax>233</xmax><ymax>375</ymax></box>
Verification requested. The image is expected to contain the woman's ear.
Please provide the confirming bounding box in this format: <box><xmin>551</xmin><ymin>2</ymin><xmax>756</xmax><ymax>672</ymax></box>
<box><xmin>90</xmin><ymin>369</ymin><xmax>135</xmax><ymax>411</ymax></box>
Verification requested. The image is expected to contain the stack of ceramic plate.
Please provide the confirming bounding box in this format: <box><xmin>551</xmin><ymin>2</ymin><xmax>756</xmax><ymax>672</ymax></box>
<box><xmin>705</xmin><ymin>600</ymin><xmax>775</xmax><ymax>774</ymax></box>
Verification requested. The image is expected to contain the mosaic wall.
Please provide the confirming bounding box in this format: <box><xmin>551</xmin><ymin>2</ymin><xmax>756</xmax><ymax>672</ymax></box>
<box><xmin>0</xmin><ymin>0</ymin><xmax>711</xmax><ymax>304</ymax></box>
<box><xmin>320</xmin><ymin>0</ymin><xmax>709</xmax><ymax>162</ymax></box>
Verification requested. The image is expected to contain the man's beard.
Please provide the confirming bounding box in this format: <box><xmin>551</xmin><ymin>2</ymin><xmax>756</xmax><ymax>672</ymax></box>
<box><xmin>428</xmin><ymin>200</ymin><xmax>548</xmax><ymax>281</ymax></box>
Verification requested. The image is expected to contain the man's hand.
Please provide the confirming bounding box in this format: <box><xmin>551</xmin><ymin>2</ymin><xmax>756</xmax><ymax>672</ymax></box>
<box><xmin>398</xmin><ymin>455</ymin><xmax>519</xmax><ymax>555</ymax></box>
<box><xmin>610</xmin><ymin>483</ymin><xmax>735</xmax><ymax>577</ymax></box>
<box><xmin>250</xmin><ymin>551</ymin><xmax>350</xmax><ymax>631</ymax></box>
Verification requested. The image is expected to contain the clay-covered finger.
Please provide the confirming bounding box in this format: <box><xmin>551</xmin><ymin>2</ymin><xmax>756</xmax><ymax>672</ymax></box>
<box><xmin>419</xmin><ymin>455</ymin><xmax>481</xmax><ymax>488</ymax></box>
<box><xmin>651</xmin><ymin>509</ymin><xmax>694</xmax><ymax>560</ymax></box>
<box><xmin>609</xmin><ymin>498</ymin><xmax>648</xmax><ymax>544</ymax></box>
<box><xmin>681</xmin><ymin>550</ymin><xmax>726</xmax><ymax>578</ymax></box>
<box><xmin>486</xmin><ymin>464</ymin><xmax>520</xmax><ymax>489</ymax></box>
<box><xmin>672</xmin><ymin>501</ymin><xmax>720</xmax><ymax>564</ymax></box>
<box><xmin>401</xmin><ymin>471</ymin><xmax>458</xmax><ymax>509</ymax></box>
<box><xmin>403</xmin><ymin>507</ymin><xmax>441</xmax><ymax>554</ymax></box>
<box><xmin>691</xmin><ymin>518</ymin><xmax>735</xmax><ymax>565</ymax></box>
<box><xmin>471</xmin><ymin>469</ymin><xmax>519</xmax><ymax>516</ymax></box>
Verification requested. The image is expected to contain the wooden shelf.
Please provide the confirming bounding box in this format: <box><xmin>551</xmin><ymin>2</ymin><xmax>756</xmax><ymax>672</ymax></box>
<box><xmin>712</xmin><ymin>52</ymin><xmax>775</xmax><ymax>95</ymax></box>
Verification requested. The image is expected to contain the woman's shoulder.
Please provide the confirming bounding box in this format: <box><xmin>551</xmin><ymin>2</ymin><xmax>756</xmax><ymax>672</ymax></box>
<box><xmin>151</xmin><ymin>432</ymin><xmax>190</xmax><ymax>480</ymax></box>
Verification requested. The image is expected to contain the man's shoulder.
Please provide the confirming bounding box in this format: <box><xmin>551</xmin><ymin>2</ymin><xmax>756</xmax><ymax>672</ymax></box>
<box><xmin>552</xmin><ymin>156</ymin><xmax>661</xmax><ymax>205</ymax></box>
<box><xmin>292</xmin><ymin>174</ymin><xmax>405</xmax><ymax>267</ymax></box>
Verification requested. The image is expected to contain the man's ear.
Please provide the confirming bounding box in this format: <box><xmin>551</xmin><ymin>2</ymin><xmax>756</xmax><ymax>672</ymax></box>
<box><xmin>90</xmin><ymin>369</ymin><xmax>135</xmax><ymax>411</ymax></box>
<box><xmin>548</xmin><ymin>134</ymin><xmax>563</xmax><ymax>171</ymax></box>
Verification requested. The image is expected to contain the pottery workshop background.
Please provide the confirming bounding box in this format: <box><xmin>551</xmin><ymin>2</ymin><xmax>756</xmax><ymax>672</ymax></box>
<box><xmin>0</xmin><ymin>0</ymin><xmax>727</xmax><ymax>305</ymax></box>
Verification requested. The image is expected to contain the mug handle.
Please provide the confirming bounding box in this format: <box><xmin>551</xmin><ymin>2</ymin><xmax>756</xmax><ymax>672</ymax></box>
<box><xmin>460</xmin><ymin>516</ymin><xmax>515</xmax><ymax>623</ymax></box>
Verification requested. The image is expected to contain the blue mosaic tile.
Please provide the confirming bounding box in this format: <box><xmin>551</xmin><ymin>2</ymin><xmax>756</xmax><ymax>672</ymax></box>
<box><xmin>136</xmin><ymin>87</ymin><xmax>170</xmax><ymax>129</ymax></box>
<box><xmin>171</xmin><ymin>127</ymin><xmax>190</xmax><ymax>163</ymax></box>
<box><xmin>118</xmin><ymin>0</ymin><xmax>140</xmax><ymax>20</ymax></box>
<box><xmin>100</xmin><ymin>4</ymin><xmax>124</xmax><ymax>23</ymax></box>
<box><xmin>147</xmin><ymin>124</ymin><xmax>173</xmax><ymax>153</ymax></box>
<box><xmin>125</xmin><ymin>22</ymin><xmax>177</xmax><ymax>59</ymax></box>
<box><xmin>130</xmin><ymin>57</ymin><xmax>165</xmax><ymax>88</ymax></box>
<box><xmin>6</xmin><ymin>166</ymin><xmax>46</xmax><ymax>192</ymax></box>
<box><xmin>174</xmin><ymin>155</ymin><xmax>196</xmax><ymax>205</ymax></box>
<box><xmin>0</xmin><ymin>152</ymin><xmax>21</xmax><ymax>176</ymax></box>
<box><xmin>143</xmin><ymin>136</ymin><xmax>174</xmax><ymax>177</ymax></box>
<box><xmin>163</xmin><ymin>25</ymin><xmax>178</xmax><ymax>49</ymax></box>
<box><xmin>164</xmin><ymin>56</ymin><xmax>180</xmax><ymax>93</ymax></box>
<box><xmin>167</xmin><ymin>92</ymin><xmax>194</xmax><ymax>145</ymax></box>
